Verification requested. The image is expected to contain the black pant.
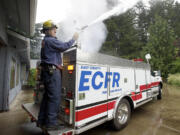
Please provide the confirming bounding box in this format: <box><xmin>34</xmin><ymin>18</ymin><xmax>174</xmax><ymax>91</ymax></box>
<box><xmin>38</xmin><ymin>69</ymin><xmax>61</xmax><ymax>126</ymax></box>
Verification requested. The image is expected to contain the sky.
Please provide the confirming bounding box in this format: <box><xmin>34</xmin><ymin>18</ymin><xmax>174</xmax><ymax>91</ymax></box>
<box><xmin>36</xmin><ymin>0</ymin><xmax>180</xmax><ymax>23</ymax></box>
<box><xmin>36</xmin><ymin>0</ymin><xmax>71</xmax><ymax>23</ymax></box>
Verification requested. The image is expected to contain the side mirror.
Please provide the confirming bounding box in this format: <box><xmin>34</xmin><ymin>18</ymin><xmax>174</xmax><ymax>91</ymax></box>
<box><xmin>151</xmin><ymin>70</ymin><xmax>155</xmax><ymax>76</ymax></box>
<box><xmin>145</xmin><ymin>54</ymin><xmax>151</xmax><ymax>63</ymax></box>
<box><xmin>154</xmin><ymin>70</ymin><xmax>161</xmax><ymax>76</ymax></box>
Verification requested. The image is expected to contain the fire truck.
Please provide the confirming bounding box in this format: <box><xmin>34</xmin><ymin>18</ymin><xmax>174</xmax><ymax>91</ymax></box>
<box><xmin>22</xmin><ymin>47</ymin><xmax>163</xmax><ymax>135</ymax></box>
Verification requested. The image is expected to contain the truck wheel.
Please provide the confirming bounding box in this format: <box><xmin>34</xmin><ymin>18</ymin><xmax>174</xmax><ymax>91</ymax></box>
<box><xmin>112</xmin><ymin>98</ymin><xmax>131</xmax><ymax>130</ymax></box>
<box><xmin>157</xmin><ymin>86</ymin><xmax>162</xmax><ymax>100</ymax></box>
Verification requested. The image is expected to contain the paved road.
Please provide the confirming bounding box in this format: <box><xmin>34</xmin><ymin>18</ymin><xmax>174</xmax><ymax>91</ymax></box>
<box><xmin>0</xmin><ymin>84</ymin><xmax>180</xmax><ymax>135</ymax></box>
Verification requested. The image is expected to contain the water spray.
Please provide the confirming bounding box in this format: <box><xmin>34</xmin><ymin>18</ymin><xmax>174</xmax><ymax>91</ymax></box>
<box><xmin>65</xmin><ymin>0</ymin><xmax>142</xmax><ymax>52</ymax></box>
<box><xmin>78</xmin><ymin>0</ymin><xmax>138</xmax><ymax>32</ymax></box>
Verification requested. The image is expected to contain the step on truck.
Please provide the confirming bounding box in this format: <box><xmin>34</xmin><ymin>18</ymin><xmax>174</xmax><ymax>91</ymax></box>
<box><xmin>22</xmin><ymin>47</ymin><xmax>163</xmax><ymax>135</ymax></box>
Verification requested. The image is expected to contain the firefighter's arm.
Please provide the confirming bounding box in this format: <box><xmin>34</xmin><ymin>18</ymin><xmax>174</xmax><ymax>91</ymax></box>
<box><xmin>49</xmin><ymin>38</ymin><xmax>75</xmax><ymax>52</ymax></box>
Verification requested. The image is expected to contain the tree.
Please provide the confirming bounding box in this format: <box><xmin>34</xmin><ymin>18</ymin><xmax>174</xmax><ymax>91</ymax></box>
<box><xmin>135</xmin><ymin>1</ymin><xmax>149</xmax><ymax>46</ymax></box>
<box><xmin>100</xmin><ymin>9</ymin><xmax>143</xmax><ymax>59</ymax></box>
<box><xmin>171</xmin><ymin>2</ymin><xmax>180</xmax><ymax>37</ymax></box>
<box><xmin>30</xmin><ymin>23</ymin><xmax>43</xmax><ymax>59</ymax></box>
<box><xmin>170</xmin><ymin>57</ymin><xmax>180</xmax><ymax>73</ymax></box>
<box><xmin>143</xmin><ymin>15</ymin><xmax>176</xmax><ymax>80</ymax></box>
<box><xmin>101</xmin><ymin>0</ymin><xmax>180</xmax><ymax>76</ymax></box>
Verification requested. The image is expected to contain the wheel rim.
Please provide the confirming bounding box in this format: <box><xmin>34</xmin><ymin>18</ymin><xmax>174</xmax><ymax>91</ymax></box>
<box><xmin>117</xmin><ymin>103</ymin><xmax>129</xmax><ymax>124</ymax></box>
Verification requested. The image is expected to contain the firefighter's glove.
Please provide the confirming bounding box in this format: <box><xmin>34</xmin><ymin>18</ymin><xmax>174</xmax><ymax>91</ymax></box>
<box><xmin>72</xmin><ymin>32</ymin><xmax>79</xmax><ymax>41</ymax></box>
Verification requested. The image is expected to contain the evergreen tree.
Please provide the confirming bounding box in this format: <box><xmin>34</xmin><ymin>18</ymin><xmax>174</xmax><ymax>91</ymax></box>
<box><xmin>100</xmin><ymin>9</ymin><xmax>143</xmax><ymax>59</ymax></box>
<box><xmin>135</xmin><ymin>1</ymin><xmax>149</xmax><ymax>46</ymax></box>
<box><xmin>143</xmin><ymin>15</ymin><xmax>176</xmax><ymax>80</ymax></box>
<box><xmin>101</xmin><ymin>0</ymin><xmax>180</xmax><ymax>75</ymax></box>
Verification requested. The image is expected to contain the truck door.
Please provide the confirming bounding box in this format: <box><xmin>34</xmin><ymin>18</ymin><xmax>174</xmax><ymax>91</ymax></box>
<box><xmin>150</xmin><ymin>71</ymin><xmax>160</xmax><ymax>95</ymax></box>
<box><xmin>146</xmin><ymin>69</ymin><xmax>152</xmax><ymax>98</ymax></box>
<box><xmin>75</xmin><ymin>64</ymin><xmax>108</xmax><ymax>127</ymax></box>
<box><xmin>135</xmin><ymin>68</ymin><xmax>147</xmax><ymax>103</ymax></box>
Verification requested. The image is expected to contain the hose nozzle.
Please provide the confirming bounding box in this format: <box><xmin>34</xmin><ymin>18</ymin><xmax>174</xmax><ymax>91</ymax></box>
<box><xmin>81</xmin><ymin>25</ymin><xmax>88</xmax><ymax>31</ymax></box>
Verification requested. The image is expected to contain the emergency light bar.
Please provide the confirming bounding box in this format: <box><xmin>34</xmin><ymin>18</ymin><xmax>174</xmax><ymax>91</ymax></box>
<box><xmin>133</xmin><ymin>59</ymin><xmax>143</xmax><ymax>62</ymax></box>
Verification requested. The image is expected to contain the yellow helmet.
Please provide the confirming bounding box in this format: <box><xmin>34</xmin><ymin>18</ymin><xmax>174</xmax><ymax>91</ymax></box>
<box><xmin>41</xmin><ymin>20</ymin><xmax>58</xmax><ymax>33</ymax></box>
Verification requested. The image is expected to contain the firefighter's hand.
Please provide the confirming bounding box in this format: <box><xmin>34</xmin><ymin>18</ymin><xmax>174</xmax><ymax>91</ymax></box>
<box><xmin>73</xmin><ymin>32</ymin><xmax>79</xmax><ymax>41</ymax></box>
<box><xmin>57</xmin><ymin>65</ymin><xmax>63</xmax><ymax>70</ymax></box>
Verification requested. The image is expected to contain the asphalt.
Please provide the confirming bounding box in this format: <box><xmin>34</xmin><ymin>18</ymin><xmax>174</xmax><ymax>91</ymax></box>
<box><xmin>0</xmin><ymin>84</ymin><xmax>180</xmax><ymax>135</ymax></box>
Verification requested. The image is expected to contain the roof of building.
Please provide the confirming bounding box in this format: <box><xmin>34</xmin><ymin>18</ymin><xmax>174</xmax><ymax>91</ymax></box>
<box><xmin>1</xmin><ymin>0</ymin><xmax>37</xmax><ymax>68</ymax></box>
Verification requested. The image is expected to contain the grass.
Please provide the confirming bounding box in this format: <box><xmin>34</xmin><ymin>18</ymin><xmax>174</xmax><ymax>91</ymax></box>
<box><xmin>168</xmin><ymin>73</ymin><xmax>180</xmax><ymax>87</ymax></box>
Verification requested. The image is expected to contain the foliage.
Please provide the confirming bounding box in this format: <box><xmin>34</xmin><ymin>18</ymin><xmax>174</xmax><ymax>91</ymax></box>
<box><xmin>143</xmin><ymin>15</ymin><xmax>176</xmax><ymax>79</ymax></box>
<box><xmin>101</xmin><ymin>0</ymin><xmax>180</xmax><ymax>79</ymax></box>
<box><xmin>135</xmin><ymin>1</ymin><xmax>149</xmax><ymax>46</ymax></box>
<box><xmin>30</xmin><ymin>23</ymin><xmax>43</xmax><ymax>59</ymax></box>
<box><xmin>170</xmin><ymin>58</ymin><xmax>180</xmax><ymax>73</ymax></box>
<box><xmin>27</xmin><ymin>69</ymin><xmax>37</xmax><ymax>87</ymax></box>
<box><xmin>168</xmin><ymin>73</ymin><xmax>180</xmax><ymax>87</ymax></box>
<box><xmin>101</xmin><ymin>9</ymin><xmax>143</xmax><ymax>59</ymax></box>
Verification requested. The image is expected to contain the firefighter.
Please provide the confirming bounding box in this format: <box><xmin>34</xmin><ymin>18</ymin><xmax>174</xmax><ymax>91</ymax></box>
<box><xmin>38</xmin><ymin>20</ymin><xmax>78</xmax><ymax>130</ymax></box>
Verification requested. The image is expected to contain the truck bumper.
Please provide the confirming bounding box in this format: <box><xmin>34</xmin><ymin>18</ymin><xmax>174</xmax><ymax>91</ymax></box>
<box><xmin>22</xmin><ymin>103</ymin><xmax>74</xmax><ymax>135</ymax></box>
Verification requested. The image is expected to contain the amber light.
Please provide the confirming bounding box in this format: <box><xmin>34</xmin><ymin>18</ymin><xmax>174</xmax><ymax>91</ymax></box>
<box><xmin>67</xmin><ymin>65</ymin><xmax>74</xmax><ymax>71</ymax></box>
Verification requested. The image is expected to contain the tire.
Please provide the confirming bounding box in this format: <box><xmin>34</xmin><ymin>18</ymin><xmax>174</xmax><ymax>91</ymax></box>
<box><xmin>112</xmin><ymin>98</ymin><xmax>131</xmax><ymax>130</ymax></box>
<box><xmin>157</xmin><ymin>85</ymin><xmax>162</xmax><ymax>100</ymax></box>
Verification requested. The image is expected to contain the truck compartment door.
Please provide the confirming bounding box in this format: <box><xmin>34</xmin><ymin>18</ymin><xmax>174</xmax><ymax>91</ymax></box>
<box><xmin>75</xmin><ymin>64</ymin><xmax>108</xmax><ymax>127</ymax></box>
<box><xmin>135</xmin><ymin>68</ymin><xmax>147</xmax><ymax>102</ymax></box>
<box><xmin>108</xmin><ymin>67</ymin><xmax>135</xmax><ymax>118</ymax></box>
